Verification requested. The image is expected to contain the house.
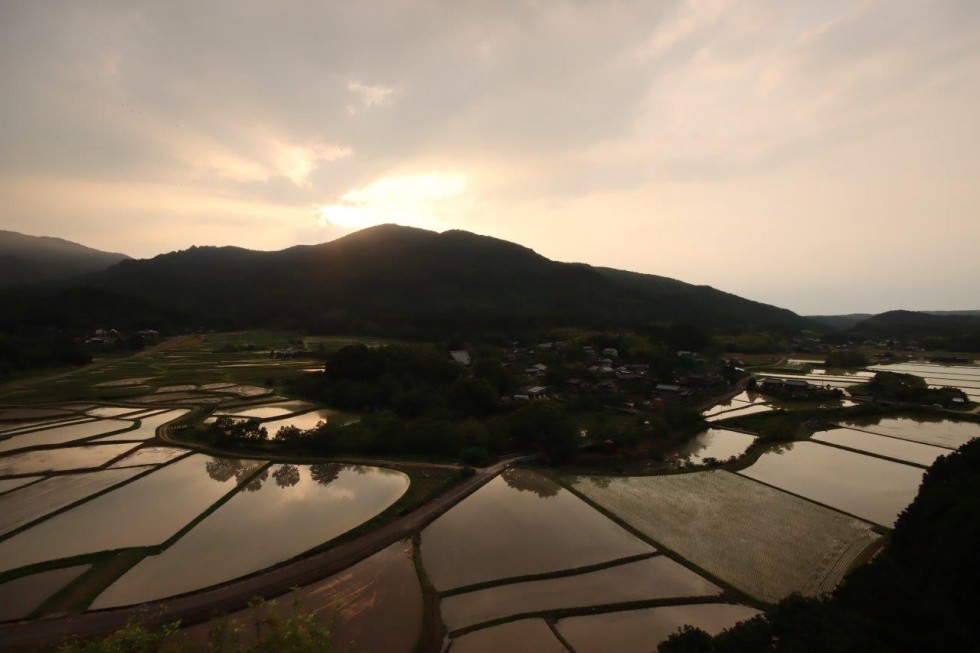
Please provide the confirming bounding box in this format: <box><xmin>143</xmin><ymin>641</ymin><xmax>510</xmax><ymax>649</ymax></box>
<box><xmin>524</xmin><ymin>363</ymin><xmax>547</xmax><ymax>377</ymax></box>
<box><xmin>449</xmin><ymin>350</ymin><xmax>472</xmax><ymax>365</ymax></box>
<box><xmin>602</xmin><ymin>347</ymin><xmax>619</xmax><ymax>358</ymax></box>
<box><xmin>526</xmin><ymin>385</ymin><xmax>548</xmax><ymax>399</ymax></box>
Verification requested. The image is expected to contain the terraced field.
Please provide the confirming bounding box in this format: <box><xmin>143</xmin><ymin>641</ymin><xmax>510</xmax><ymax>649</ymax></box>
<box><xmin>570</xmin><ymin>470</ymin><xmax>880</xmax><ymax>602</ymax></box>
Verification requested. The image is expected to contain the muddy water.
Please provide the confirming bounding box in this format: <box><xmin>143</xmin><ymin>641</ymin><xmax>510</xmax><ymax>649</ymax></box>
<box><xmin>91</xmin><ymin>464</ymin><xmax>409</xmax><ymax>607</ymax></box>
<box><xmin>672</xmin><ymin>428</ymin><xmax>756</xmax><ymax>464</ymax></box>
<box><xmin>556</xmin><ymin>603</ymin><xmax>761</xmax><ymax>653</ymax></box>
<box><xmin>182</xmin><ymin>540</ymin><xmax>422</xmax><ymax>653</ymax></box>
<box><xmin>0</xmin><ymin>455</ymin><xmax>249</xmax><ymax>573</ymax></box>
<box><xmin>739</xmin><ymin>441</ymin><xmax>924</xmax><ymax>527</ymax></box>
<box><xmin>811</xmin><ymin>428</ymin><xmax>948</xmax><ymax>467</ymax></box>
<box><xmin>440</xmin><ymin>556</ymin><xmax>721</xmax><ymax>631</ymax></box>
<box><xmin>421</xmin><ymin>469</ymin><xmax>653</xmax><ymax>591</ymax></box>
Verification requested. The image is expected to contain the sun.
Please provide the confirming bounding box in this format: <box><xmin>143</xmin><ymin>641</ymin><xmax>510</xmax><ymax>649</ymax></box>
<box><xmin>318</xmin><ymin>173</ymin><xmax>465</xmax><ymax>230</ymax></box>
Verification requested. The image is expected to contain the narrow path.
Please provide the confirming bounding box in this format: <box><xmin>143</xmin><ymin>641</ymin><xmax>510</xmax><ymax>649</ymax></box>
<box><xmin>0</xmin><ymin>455</ymin><xmax>532</xmax><ymax>650</ymax></box>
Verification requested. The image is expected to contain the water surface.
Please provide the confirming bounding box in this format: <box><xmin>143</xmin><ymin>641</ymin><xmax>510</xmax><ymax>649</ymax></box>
<box><xmin>0</xmin><ymin>565</ymin><xmax>91</xmax><ymax>622</ymax></box>
<box><xmin>811</xmin><ymin>428</ymin><xmax>947</xmax><ymax>467</ymax></box>
<box><xmin>96</xmin><ymin>409</ymin><xmax>190</xmax><ymax>442</ymax></box>
<box><xmin>449</xmin><ymin>619</ymin><xmax>566</xmax><ymax>653</ymax></box>
<box><xmin>110</xmin><ymin>446</ymin><xmax>189</xmax><ymax>467</ymax></box>
<box><xmin>421</xmin><ymin>469</ymin><xmax>653</xmax><ymax>591</ymax></box>
<box><xmin>570</xmin><ymin>471</ymin><xmax>878</xmax><ymax>602</ymax></box>
<box><xmin>0</xmin><ymin>477</ymin><xmax>42</xmax><ymax>494</ymax></box>
<box><xmin>440</xmin><ymin>556</ymin><xmax>720</xmax><ymax>631</ymax></box>
<box><xmin>739</xmin><ymin>441</ymin><xmax>924</xmax><ymax>526</ymax></box>
<box><xmin>0</xmin><ymin>443</ymin><xmax>138</xmax><ymax>476</ymax></box>
<box><xmin>0</xmin><ymin>455</ymin><xmax>248</xmax><ymax>573</ymax></box>
<box><xmin>182</xmin><ymin>540</ymin><xmax>421</xmax><ymax>653</ymax></box>
<box><xmin>91</xmin><ymin>464</ymin><xmax>409</xmax><ymax>607</ymax></box>
<box><xmin>837</xmin><ymin>416</ymin><xmax>980</xmax><ymax>450</ymax></box>
<box><xmin>0</xmin><ymin>467</ymin><xmax>150</xmax><ymax>536</ymax></box>
<box><xmin>557</xmin><ymin>603</ymin><xmax>761</xmax><ymax>653</ymax></box>
<box><xmin>0</xmin><ymin>419</ymin><xmax>133</xmax><ymax>453</ymax></box>
<box><xmin>86</xmin><ymin>406</ymin><xmax>145</xmax><ymax>418</ymax></box>
<box><xmin>260</xmin><ymin>409</ymin><xmax>358</xmax><ymax>433</ymax></box>
<box><xmin>672</xmin><ymin>428</ymin><xmax>755</xmax><ymax>464</ymax></box>
<box><xmin>704</xmin><ymin>403</ymin><xmax>774</xmax><ymax>422</ymax></box>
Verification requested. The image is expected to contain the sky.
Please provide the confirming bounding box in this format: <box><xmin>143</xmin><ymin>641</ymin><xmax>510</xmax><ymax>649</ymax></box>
<box><xmin>1</xmin><ymin>0</ymin><xmax>978</xmax><ymax>315</ymax></box>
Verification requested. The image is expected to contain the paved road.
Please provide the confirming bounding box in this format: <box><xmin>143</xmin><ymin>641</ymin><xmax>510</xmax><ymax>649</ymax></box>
<box><xmin>0</xmin><ymin>455</ymin><xmax>528</xmax><ymax>650</ymax></box>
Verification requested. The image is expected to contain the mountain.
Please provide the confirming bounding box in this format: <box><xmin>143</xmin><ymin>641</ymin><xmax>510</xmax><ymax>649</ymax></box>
<box><xmin>0</xmin><ymin>230</ymin><xmax>129</xmax><ymax>288</ymax></box>
<box><xmin>806</xmin><ymin>313</ymin><xmax>873</xmax><ymax>330</ymax></box>
<box><xmin>2</xmin><ymin>225</ymin><xmax>811</xmax><ymax>336</ymax></box>
<box><xmin>847</xmin><ymin>310</ymin><xmax>980</xmax><ymax>351</ymax></box>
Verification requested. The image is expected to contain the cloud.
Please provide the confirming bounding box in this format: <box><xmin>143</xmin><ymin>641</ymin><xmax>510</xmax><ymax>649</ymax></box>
<box><xmin>0</xmin><ymin>0</ymin><xmax>978</xmax><ymax>311</ymax></box>
<box><xmin>347</xmin><ymin>80</ymin><xmax>394</xmax><ymax>109</ymax></box>
<box><xmin>318</xmin><ymin>173</ymin><xmax>466</xmax><ymax>230</ymax></box>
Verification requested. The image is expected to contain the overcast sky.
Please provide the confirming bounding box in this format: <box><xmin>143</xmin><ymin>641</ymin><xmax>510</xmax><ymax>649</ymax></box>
<box><xmin>2</xmin><ymin>0</ymin><xmax>978</xmax><ymax>314</ymax></box>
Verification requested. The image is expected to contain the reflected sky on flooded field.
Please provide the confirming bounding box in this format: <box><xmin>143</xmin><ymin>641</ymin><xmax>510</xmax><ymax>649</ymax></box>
<box><xmin>422</xmin><ymin>469</ymin><xmax>653</xmax><ymax>591</ymax></box>
<box><xmin>91</xmin><ymin>464</ymin><xmax>409</xmax><ymax>608</ymax></box>
<box><xmin>0</xmin><ymin>455</ymin><xmax>244</xmax><ymax>573</ymax></box>
<box><xmin>739</xmin><ymin>441</ymin><xmax>924</xmax><ymax>527</ymax></box>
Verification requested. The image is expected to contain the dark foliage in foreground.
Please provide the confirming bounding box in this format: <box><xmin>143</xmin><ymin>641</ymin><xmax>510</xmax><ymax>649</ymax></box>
<box><xmin>660</xmin><ymin>437</ymin><xmax>980</xmax><ymax>652</ymax></box>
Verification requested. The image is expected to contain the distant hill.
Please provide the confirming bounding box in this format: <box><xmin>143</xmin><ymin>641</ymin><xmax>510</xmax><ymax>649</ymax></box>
<box><xmin>847</xmin><ymin>310</ymin><xmax>980</xmax><ymax>351</ymax></box>
<box><xmin>2</xmin><ymin>225</ymin><xmax>811</xmax><ymax>336</ymax></box>
<box><xmin>806</xmin><ymin>314</ymin><xmax>873</xmax><ymax>330</ymax></box>
<box><xmin>0</xmin><ymin>230</ymin><xmax>129</xmax><ymax>288</ymax></box>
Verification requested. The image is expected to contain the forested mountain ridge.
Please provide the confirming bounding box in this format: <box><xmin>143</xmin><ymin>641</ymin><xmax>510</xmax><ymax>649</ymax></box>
<box><xmin>0</xmin><ymin>230</ymin><xmax>129</xmax><ymax>288</ymax></box>
<box><xmin>2</xmin><ymin>225</ymin><xmax>812</xmax><ymax>336</ymax></box>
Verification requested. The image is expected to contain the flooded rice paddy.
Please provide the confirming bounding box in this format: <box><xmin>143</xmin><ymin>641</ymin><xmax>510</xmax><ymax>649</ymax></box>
<box><xmin>93</xmin><ymin>409</ymin><xmax>190</xmax><ymax>442</ymax></box>
<box><xmin>0</xmin><ymin>565</ymin><xmax>91</xmax><ymax>622</ymax></box>
<box><xmin>0</xmin><ymin>455</ymin><xmax>242</xmax><ymax>572</ymax></box>
<box><xmin>109</xmin><ymin>445</ymin><xmax>189</xmax><ymax>467</ymax></box>
<box><xmin>836</xmin><ymin>416</ymin><xmax>980</xmax><ymax>450</ymax></box>
<box><xmin>704</xmin><ymin>403</ymin><xmax>774</xmax><ymax>422</ymax></box>
<box><xmin>570</xmin><ymin>471</ymin><xmax>879</xmax><ymax>602</ymax></box>
<box><xmin>448</xmin><ymin>619</ymin><xmax>567</xmax><ymax>653</ymax></box>
<box><xmin>869</xmin><ymin>362</ymin><xmax>980</xmax><ymax>400</ymax></box>
<box><xmin>259</xmin><ymin>408</ymin><xmax>358</xmax><ymax>433</ymax></box>
<box><xmin>0</xmin><ymin>443</ymin><xmax>138</xmax><ymax>476</ymax></box>
<box><xmin>440</xmin><ymin>556</ymin><xmax>721</xmax><ymax>631</ymax></box>
<box><xmin>91</xmin><ymin>464</ymin><xmax>409</xmax><ymax>607</ymax></box>
<box><xmin>421</xmin><ymin>469</ymin><xmax>653</xmax><ymax>591</ymax></box>
<box><xmin>672</xmin><ymin>428</ymin><xmax>756</xmax><ymax>465</ymax></box>
<box><xmin>0</xmin><ymin>476</ymin><xmax>41</xmax><ymax>494</ymax></box>
<box><xmin>739</xmin><ymin>441</ymin><xmax>924</xmax><ymax>527</ymax></box>
<box><xmin>183</xmin><ymin>540</ymin><xmax>422</xmax><ymax>653</ymax></box>
<box><xmin>811</xmin><ymin>428</ymin><xmax>948</xmax><ymax>467</ymax></box>
<box><xmin>0</xmin><ymin>419</ymin><xmax>132</xmax><ymax>453</ymax></box>
<box><xmin>556</xmin><ymin>603</ymin><xmax>761</xmax><ymax>653</ymax></box>
<box><xmin>214</xmin><ymin>401</ymin><xmax>313</xmax><ymax>419</ymax></box>
<box><xmin>0</xmin><ymin>466</ymin><xmax>151</xmax><ymax>536</ymax></box>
